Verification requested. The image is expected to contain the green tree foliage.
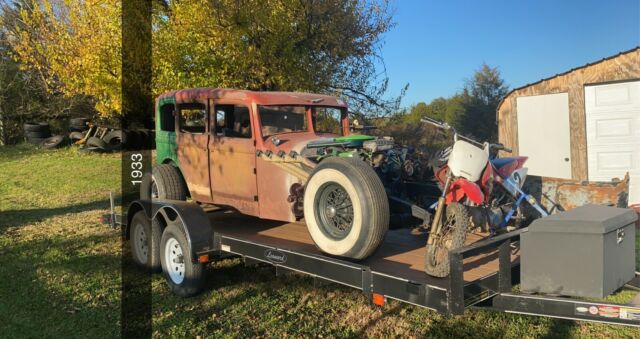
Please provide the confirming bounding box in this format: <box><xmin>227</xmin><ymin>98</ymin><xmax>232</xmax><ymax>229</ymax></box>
<box><xmin>458</xmin><ymin>64</ymin><xmax>509</xmax><ymax>141</ymax></box>
<box><xmin>6</xmin><ymin>0</ymin><xmax>404</xmax><ymax>117</ymax></box>
<box><xmin>390</xmin><ymin>64</ymin><xmax>508</xmax><ymax>147</ymax></box>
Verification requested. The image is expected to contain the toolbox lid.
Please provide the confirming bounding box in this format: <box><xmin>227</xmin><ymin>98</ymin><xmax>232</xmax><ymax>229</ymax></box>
<box><xmin>528</xmin><ymin>204</ymin><xmax>638</xmax><ymax>234</ymax></box>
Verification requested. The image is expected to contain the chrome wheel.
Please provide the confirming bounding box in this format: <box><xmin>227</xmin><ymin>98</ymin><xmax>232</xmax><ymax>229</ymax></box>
<box><xmin>315</xmin><ymin>182</ymin><xmax>354</xmax><ymax>240</ymax></box>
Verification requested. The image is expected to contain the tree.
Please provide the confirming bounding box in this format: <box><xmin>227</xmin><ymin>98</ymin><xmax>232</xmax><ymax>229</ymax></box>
<box><xmin>403</xmin><ymin>96</ymin><xmax>464</xmax><ymax>127</ymax></box>
<box><xmin>6</xmin><ymin>0</ymin><xmax>121</xmax><ymax>117</ymax></box>
<box><xmin>1</xmin><ymin>1</ymin><xmax>94</xmax><ymax>143</ymax></box>
<box><xmin>7</xmin><ymin>0</ymin><xmax>404</xmax><ymax>118</ymax></box>
<box><xmin>458</xmin><ymin>64</ymin><xmax>509</xmax><ymax>141</ymax></box>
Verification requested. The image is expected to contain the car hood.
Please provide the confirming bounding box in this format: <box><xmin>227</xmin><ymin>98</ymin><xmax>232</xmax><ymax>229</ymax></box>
<box><xmin>261</xmin><ymin>132</ymin><xmax>340</xmax><ymax>154</ymax></box>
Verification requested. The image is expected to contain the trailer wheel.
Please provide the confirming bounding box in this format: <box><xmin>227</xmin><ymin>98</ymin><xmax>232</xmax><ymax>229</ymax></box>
<box><xmin>425</xmin><ymin>203</ymin><xmax>470</xmax><ymax>277</ymax></box>
<box><xmin>304</xmin><ymin>157</ymin><xmax>389</xmax><ymax>260</ymax></box>
<box><xmin>129</xmin><ymin>211</ymin><xmax>162</xmax><ymax>272</ymax></box>
<box><xmin>140</xmin><ymin>164</ymin><xmax>187</xmax><ymax>201</ymax></box>
<box><xmin>160</xmin><ymin>224</ymin><xmax>205</xmax><ymax>297</ymax></box>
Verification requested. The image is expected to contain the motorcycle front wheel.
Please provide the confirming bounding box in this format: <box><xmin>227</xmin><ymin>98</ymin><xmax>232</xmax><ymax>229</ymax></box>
<box><xmin>425</xmin><ymin>203</ymin><xmax>470</xmax><ymax>277</ymax></box>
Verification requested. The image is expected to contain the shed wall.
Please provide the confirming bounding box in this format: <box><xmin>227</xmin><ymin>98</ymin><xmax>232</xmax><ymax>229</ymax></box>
<box><xmin>498</xmin><ymin>49</ymin><xmax>640</xmax><ymax>181</ymax></box>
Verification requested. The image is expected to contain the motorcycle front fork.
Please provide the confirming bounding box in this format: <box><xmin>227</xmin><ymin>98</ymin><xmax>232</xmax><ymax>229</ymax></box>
<box><xmin>427</xmin><ymin>176</ymin><xmax>451</xmax><ymax>245</ymax></box>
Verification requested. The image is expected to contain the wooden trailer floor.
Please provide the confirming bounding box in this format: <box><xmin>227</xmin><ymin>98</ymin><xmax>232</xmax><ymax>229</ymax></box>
<box><xmin>209</xmin><ymin>211</ymin><xmax>520</xmax><ymax>289</ymax></box>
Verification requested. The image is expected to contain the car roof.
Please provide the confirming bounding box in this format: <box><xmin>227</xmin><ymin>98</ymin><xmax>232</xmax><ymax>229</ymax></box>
<box><xmin>158</xmin><ymin>88</ymin><xmax>347</xmax><ymax>108</ymax></box>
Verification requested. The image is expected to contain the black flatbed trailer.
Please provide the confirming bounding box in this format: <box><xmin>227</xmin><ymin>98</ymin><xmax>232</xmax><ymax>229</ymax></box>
<box><xmin>106</xmin><ymin>199</ymin><xmax>640</xmax><ymax>327</ymax></box>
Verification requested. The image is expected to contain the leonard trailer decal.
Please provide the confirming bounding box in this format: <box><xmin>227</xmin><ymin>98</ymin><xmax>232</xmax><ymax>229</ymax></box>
<box><xmin>575</xmin><ymin>302</ymin><xmax>640</xmax><ymax>321</ymax></box>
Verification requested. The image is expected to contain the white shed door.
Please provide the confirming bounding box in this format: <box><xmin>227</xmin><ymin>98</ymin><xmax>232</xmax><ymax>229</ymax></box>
<box><xmin>585</xmin><ymin>81</ymin><xmax>640</xmax><ymax>205</ymax></box>
<box><xmin>517</xmin><ymin>93</ymin><xmax>572</xmax><ymax>179</ymax></box>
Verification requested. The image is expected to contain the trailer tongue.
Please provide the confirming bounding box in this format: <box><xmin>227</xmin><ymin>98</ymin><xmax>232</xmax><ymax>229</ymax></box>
<box><xmin>104</xmin><ymin>198</ymin><xmax>640</xmax><ymax>328</ymax></box>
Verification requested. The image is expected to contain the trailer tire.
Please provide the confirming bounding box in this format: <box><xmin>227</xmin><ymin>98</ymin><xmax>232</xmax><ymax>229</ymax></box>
<box><xmin>144</xmin><ymin>164</ymin><xmax>187</xmax><ymax>201</ymax></box>
<box><xmin>304</xmin><ymin>157</ymin><xmax>389</xmax><ymax>260</ymax></box>
<box><xmin>160</xmin><ymin>224</ymin><xmax>205</xmax><ymax>297</ymax></box>
<box><xmin>425</xmin><ymin>203</ymin><xmax>470</xmax><ymax>277</ymax></box>
<box><xmin>129</xmin><ymin>211</ymin><xmax>163</xmax><ymax>272</ymax></box>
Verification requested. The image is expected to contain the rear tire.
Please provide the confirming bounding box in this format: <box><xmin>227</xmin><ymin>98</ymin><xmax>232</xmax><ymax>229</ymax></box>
<box><xmin>160</xmin><ymin>224</ymin><xmax>205</xmax><ymax>297</ymax></box>
<box><xmin>304</xmin><ymin>157</ymin><xmax>389</xmax><ymax>260</ymax></box>
<box><xmin>142</xmin><ymin>164</ymin><xmax>187</xmax><ymax>201</ymax></box>
<box><xmin>425</xmin><ymin>203</ymin><xmax>470</xmax><ymax>277</ymax></box>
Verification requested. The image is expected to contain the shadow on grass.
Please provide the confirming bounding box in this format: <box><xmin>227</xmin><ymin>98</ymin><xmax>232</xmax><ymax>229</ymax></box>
<box><xmin>0</xmin><ymin>232</ymin><xmax>121</xmax><ymax>337</ymax></box>
<box><xmin>0</xmin><ymin>199</ymin><xmax>109</xmax><ymax>229</ymax></box>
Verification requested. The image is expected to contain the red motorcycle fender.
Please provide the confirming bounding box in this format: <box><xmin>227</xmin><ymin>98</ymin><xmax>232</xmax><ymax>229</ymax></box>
<box><xmin>445</xmin><ymin>179</ymin><xmax>485</xmax><ymax>205</ymax></box>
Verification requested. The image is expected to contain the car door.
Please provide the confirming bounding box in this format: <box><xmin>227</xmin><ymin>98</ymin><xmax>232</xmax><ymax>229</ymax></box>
<box><xmin>175</xmin><ymin>100</ymin><xmax>212</xmax><ymax>202</ymax></box>
<box><xmin>155</xmin><ymin>96</ymin><xmax>178</xmax><ymax>164</ymax></box>
<box><xmin>208</xmin><ymin>99</ymin><xmax>259</xmax><ymax>216</ymax></box>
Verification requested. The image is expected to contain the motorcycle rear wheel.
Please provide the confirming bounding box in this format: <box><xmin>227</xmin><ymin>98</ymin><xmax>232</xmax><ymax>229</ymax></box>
<box><xmin>425</xmin><ymin>203</ymin><xmax>470</xmax><ymax>277</ymax></box>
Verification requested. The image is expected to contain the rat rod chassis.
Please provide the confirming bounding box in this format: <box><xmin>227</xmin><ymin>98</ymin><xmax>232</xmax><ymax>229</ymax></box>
<box><xmin>105</xmin><ymin>197</ymin><xmax>640</xmax><ymax>328</ymax></box>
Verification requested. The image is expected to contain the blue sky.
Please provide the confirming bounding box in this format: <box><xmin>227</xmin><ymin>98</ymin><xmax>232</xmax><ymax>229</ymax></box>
<box><xmin>380</xmin><ymin>0</ymin><xmax>640</xmax><ymax>107</ymax></box>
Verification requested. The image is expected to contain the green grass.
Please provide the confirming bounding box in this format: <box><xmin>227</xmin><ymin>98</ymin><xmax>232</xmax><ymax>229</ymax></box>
<box><xmin>0</xmin><ymin>144</ymin><xmax>638</xmax><ymax>338</ymax></box>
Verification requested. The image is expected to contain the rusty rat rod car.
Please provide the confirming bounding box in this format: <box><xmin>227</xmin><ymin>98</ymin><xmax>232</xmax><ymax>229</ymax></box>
<box><xmin>140</xmin><ymin>88</ymin><xmax>436</xmax><ymax>268</ymax></box>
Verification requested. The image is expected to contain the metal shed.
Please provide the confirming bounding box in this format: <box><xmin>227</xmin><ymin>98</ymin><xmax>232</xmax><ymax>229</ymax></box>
<box><xmin>497</xmin><ymin>47</ymin><xmax>640</xmax><ymax>204</ymax></box>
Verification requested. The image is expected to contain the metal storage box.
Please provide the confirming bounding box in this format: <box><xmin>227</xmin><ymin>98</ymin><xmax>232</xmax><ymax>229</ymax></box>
<box><xmin>521</xmin><ymin>204</ymin><xmax>637</xmax><ymax>298</ymax></box>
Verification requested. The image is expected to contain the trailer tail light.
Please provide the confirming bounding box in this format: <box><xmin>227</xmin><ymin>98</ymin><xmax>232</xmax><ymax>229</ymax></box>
<box><xmin>198</xmin><ymin>254</ymin><xmax>209</xmax><ymax>263</ymax></box>
<box><xmin>372</xmin><ymin>293</ymin><xmax>385</xmax><ymax>306</ymax></box>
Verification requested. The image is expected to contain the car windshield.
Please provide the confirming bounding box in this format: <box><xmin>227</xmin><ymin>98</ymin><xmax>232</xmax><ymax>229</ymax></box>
<box><xmin>258</xmin><ymin>105</ymin><xmax>344</xmax><ymax>137</ymax></box>
<box><xmin>259</xmin><ymin>106</ymin><xmax>307</xmax><ymax>137</ymax></box>
<box><xmin>312</xmin><ymin>107</ymin><xmax>343</xmax><ymax>135</ymax></box>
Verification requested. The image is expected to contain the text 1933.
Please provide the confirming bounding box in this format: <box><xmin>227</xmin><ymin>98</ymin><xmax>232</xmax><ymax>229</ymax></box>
<box><xmin>131</xmin><ymin>153</ymin><xmax>144</xmax><ymax>185</ymax></box>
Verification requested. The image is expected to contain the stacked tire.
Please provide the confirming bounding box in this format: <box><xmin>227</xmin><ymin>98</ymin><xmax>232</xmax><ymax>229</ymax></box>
<box><xmin>24</xmin><ymin>122</ymin><xmax>52</xmax><ymax>145</ymax></box>
<box><xmin>24</xmin><ymin>122</ymin><xmax>69</xmax><ymax>149</ymax></box>
<box><xmin>69</xmin><ymin>118</ymin><xmax>90</xmax><ymax>132</ymax></box>
<box><xmin>81</xmin><ymin>129</ymin><xmax>126</xmax><ymax>153</ymax></box>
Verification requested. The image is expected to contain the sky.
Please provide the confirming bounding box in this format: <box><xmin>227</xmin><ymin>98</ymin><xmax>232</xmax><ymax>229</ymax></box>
<box><xmin>380</xmin><ymin>0</ymin><xmax>640</xmax><ymax>107</ymax></box>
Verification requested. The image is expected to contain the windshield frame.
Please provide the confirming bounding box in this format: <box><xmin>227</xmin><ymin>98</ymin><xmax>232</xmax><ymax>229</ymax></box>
<box><xmin>257</xmin><ymin>105</ymin><xmax>348</xmax><ymax>139</ymax></box>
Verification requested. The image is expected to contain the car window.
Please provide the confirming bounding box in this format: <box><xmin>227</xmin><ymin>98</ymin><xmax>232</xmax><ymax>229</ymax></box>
<box><xmin>159</xmin><ymin>103</ymin><xmax>175</xmax><ymax>132</ymax></box>
<box><xmin>213</xmin><ymin>104</ymin><xmax>252</xmax><ymax>138</ymax></box>
<box><xmin>179</xmin><ymin>103</ymin><xmax>206</xmax><ymax>133</ymax></box>
<box><xmin>259</xmin><ymin>106</ymin><xmax>307</xmax><ymax>137</ymax></box>
<box><xmin>312</xmin><ymin>107</ymin><xmax>343</xmax><ymax>135</ymax></box>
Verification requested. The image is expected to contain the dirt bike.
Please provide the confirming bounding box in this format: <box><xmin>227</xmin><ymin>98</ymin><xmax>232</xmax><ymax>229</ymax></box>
<box><xmin>421</xmin><ymin>117</ymin><xmax>549</xmax><ymax>277</ymax></box>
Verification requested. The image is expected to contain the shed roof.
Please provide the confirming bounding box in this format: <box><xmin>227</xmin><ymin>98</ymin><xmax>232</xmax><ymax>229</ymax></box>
<box><xmin>498</xmin><ymin>46</ymin><xmax>639</xmax><ymax>110</ymax></box>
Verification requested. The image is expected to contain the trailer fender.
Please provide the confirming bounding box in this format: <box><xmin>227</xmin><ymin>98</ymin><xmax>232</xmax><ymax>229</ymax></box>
<box><xmin>126</xmin><ymin>199</ymin><xmax>215</xmax><ymax>262</ymax></box>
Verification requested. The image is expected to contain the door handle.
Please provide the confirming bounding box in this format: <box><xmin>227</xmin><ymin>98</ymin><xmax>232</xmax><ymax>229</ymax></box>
<box><xmin>564</xmin><ymin>157</ymin><xmax>570</xmax><ymax>162</ymax></box>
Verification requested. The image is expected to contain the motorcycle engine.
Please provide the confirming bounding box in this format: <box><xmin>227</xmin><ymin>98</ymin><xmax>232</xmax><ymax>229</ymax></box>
<box><xmin>469</xmin><ymin>206</ymin><xmax>505</xmax><ymax>231</ymax></box>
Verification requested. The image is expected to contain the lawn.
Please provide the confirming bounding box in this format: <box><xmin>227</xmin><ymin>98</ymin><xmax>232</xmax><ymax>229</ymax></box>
<box><xmin>0</xmin><ymin>144</ymin><xmax>638</xmax><ymax>338</ymax></box>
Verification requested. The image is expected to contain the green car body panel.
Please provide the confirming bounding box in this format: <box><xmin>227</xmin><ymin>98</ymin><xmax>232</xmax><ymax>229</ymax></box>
<box><xmin>155</xmin><ymin>95</ymin><xmax>179</xmax><ymax>166</ymax></box>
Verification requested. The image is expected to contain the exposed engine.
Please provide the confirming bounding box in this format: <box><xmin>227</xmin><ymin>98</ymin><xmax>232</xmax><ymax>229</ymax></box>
<box><xmin>363</xmin><ymin>137</ymin><xmax>426</xmax><ymax>189</ymax></box>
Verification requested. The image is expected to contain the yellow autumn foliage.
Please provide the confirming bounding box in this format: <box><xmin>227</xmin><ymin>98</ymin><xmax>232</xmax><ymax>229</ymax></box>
<box><xmin>9</xmin><ymin>0</ymin><xmax>397</xmax><ymax>118</ymax></box>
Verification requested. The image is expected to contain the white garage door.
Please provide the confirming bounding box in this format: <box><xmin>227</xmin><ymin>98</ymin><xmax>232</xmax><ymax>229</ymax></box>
<box><xmin>517</xmin><ymin>93</ymin><xmax>573</xmax><ymax>179</ymax></box>
<box><xmin>585</xmin><ymin>81</ymin><xmax>640</xmax><ymax>205</ymax></box>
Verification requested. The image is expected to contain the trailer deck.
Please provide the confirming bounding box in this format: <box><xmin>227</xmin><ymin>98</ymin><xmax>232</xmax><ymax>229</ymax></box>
<box><xmin>209</xmin><ymin>210</ymin><xmax>521</xmax><ymax>312</ymax></box>
<box><xmin>107</xmin><ymin>199</ymin><xmax>640</xmax><ymax>327</ymax></box>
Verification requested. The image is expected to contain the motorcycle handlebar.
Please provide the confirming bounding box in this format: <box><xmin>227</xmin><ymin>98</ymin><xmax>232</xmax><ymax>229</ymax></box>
<box><xmin>490</xmin><ymin>143</ymin><xmax>513</xmax><ymax>153</ymax></box>
<box><xmin>420</xmin><ymin>117</ymin><xmax>451</xmax><ymax>131</ymax></box>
